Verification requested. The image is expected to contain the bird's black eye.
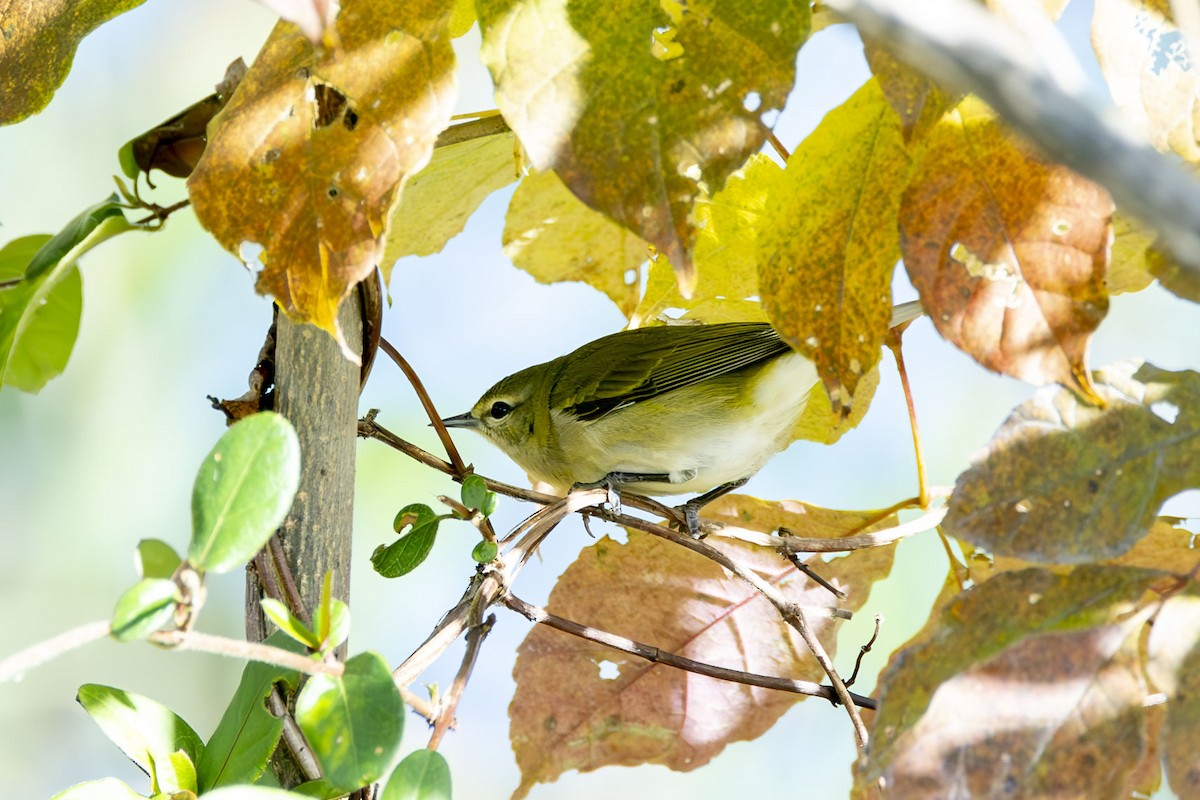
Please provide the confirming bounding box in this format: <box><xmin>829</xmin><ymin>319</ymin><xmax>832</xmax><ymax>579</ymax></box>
<box><xmin>490</xmin><ymin>401</ymin><xmax>513</xmax><ymax>420</ymax></box>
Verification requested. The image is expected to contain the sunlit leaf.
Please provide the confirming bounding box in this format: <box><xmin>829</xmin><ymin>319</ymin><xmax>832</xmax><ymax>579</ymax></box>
<box><xmin>188</xmin><ymin>0</ymin><xmax>457</xmax><ymax>358</ymax></box>
<box><xmin>478</xmin><ymin>0</ymin><xmax>810</xmax><ymax>290</ymax></box>
<box><xmin>504</xmin><ymin>169</ymin><xmax>646</xmax><ymax>316</ymax></box>
<box><xmin>135</xmin><ymin>539</ymin><xmax>182</xmax><ymax>580</ymax></box>
<box><xmin>295</xmin><ymin>651</ymin><xmax>404</xmax><ymax>791</ymax></box>
<box><xmin>759</xmin><ymin>77</ymin><xmax>910</xmax><ymax>412</ymax></box>
<box><xmin>1107</xmin><ymin>213</ymin><xmax>1157</xmax><ymax>294</ymax></box>
<box><xmin>188</xmin><ymin>412</ymin><xmax>301</xmax><ymax>574</ymax></box>
<box><xmin>382</xmin><ymin>121</ymin><xmax>518</xmax><ymax>273</ymax></box>
<box><xmin>510</xmin><ymin>505</ymin><xmax>893</xmax><ymax>798</ymax></box>
<box><xmin>1146</xmin><ymin>587</ymin><xmax>1200</xmax><ymax>798</ymax></box>
<box><xmin>945</xmin><ymin>361</ymin><xmax>1200</xmax><ymax>562</ymax></box>
<box><xmin>854</xmin><ymin>567</ymin><xmax>1162</xmax><ymax>799</ymax></box>
<box><xmin>0</xmin><ymin>0</ymin><xmax>147</xmax><ymax>125</ymax></box>
<box><xmin>899</xmin><ymin>98</ymin><xmax>1112</xmax><ymax>397</ymax></box>
<box><xmin>630</xmin><ymin>153</ymin><xmax>780</xmax><ymax>327</ymax></box>
<box><xmin>255</xmin><ymin>0</ymin><xmax>337</xmax><ymax>43</ymax></box>
<box><xmin>110</xmin><ymin>578</ymin><xmax>180</xmax><ymax>642</ymax></box>
<box><xmin>76</xmin><ymin>684</ymin><xmax>204</xmax><ymax>779</ymax></box>
<box><xmin>1</xmin><ymin>197</ymin><xmax>134</xmax><ymax>393</ymax></box>
<box><xmin>49</xmin><ymin>778</ymin><xmax>145</xmax><ymax>800</ymax></box>
<box><xmin>1093</xmin><ymin>0</ymin><xmax>1200</xmax><ymax>161</ymax></box>
<box><xmin>861</xmin><ymin>38</ymin><xmax>954</xmax><ymax>142</ymax></box>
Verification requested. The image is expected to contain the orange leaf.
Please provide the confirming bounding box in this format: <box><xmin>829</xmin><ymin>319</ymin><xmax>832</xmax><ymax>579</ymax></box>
<box><xmin>188</xmin><ymin>1</ymin><xmax>456</xmax><ymax>358</ymax></box>
<box><xmin>899</xmin><ymin>99</ymin><xmax>1112</xmax><ymax>397</ymax></box>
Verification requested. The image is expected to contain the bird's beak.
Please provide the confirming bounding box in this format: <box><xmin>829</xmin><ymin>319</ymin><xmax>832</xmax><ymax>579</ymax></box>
<box><xmin>439</xmin><ymin>412</ymin><xmax>479</xmax><ymax>429</ymax></box>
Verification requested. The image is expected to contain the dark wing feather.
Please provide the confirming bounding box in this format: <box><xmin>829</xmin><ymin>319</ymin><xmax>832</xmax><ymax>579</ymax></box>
<box><xmin>549</xmin><ymin>323</ymin><xmax>790</xmax><ymax>422</ymax></box>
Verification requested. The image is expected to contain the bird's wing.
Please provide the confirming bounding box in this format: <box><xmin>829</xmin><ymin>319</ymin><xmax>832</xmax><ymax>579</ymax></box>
<box><xmin>550</xmin><ymin>323</ymin><xmax>791</xmax><ymax>422</ymax></box>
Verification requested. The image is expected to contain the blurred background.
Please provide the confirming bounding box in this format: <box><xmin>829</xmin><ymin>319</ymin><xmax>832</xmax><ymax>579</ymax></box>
<box><xmin>1</xmin><ymin>0</ymin><xmax>1196</xmax><ymax>797</ymax></box>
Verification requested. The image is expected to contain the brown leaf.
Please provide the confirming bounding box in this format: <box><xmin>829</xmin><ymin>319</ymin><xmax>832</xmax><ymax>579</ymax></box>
<box><xmin>944</xmin><ymin>361</ymin><xmax>1200</xmax><ymax>563</ymax></box>
<box><xmin>899</xmin><ymin>98</ymin><xmax>1113</xmax><ymax>397</ymax></box>
<box><xmin>188</xmin><ymin>1</ymin><xmax>456</xmax><ymax>358</ymax></box>
<box><xmin>477</xmin><ymin>0</ymin><xmax>810</xmax><ymax>291</ymax></box>
<box><xmin>758</xmin><ymin>78</ymin><xmax>911</xmax><ymax>413</ymax></box>
<box><xmin>983</xmin><ymin>517</ymin><xmax>1200</xmax><ymax>578</ymax></box>
<box><xmin>854</xmin><ymin>566</ymin><xmax>1162</xmax><ymax>800</ymax></box>
<box><xmin>510</xmin><ymin>519</ymin><xmax>893</xmax><ymax>797</ymax></box>
<box><xmin>255</xmin><ymin>0</ymin><xmax>337</xmax><ymax>44</ymax></box>
<box><xmin>1146</xmin><ymin>587</ymin><xmax>1200</xmax><ymax>798</ymax></box>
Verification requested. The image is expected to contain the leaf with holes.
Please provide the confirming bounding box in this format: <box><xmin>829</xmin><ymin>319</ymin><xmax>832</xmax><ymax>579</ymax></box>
<box><xmin>759</xmin><ymin>77</ymin><xmax>910</xmax><ymax>413</ymax></box>
<box><xmin>478</xmin><ymin>0</ymin><xmax>809</xmax><ymax>292</ymax></box>
<box><xmin>509</xmin><ymin>502</ymin><xmax>894</xmax><ymax>798</ymax></box>
<box><xmin>899</xmin><ymin>98</ymin><xmax>1112</xmax><ymax>397</ymax></box>
<box><xmin>854</xmin><ymin>566</ymin><xmax>1162</xmax><ymax>800</ymax></box>
<box><xmin>188</xmin><ymin>0</ymin><xmax>457</xmax><ymax>358</ymax></box>
<box><xmin>945</xmin><ymin>361</ymin><xmax>1200</xmax><ymax>563</ymax></box>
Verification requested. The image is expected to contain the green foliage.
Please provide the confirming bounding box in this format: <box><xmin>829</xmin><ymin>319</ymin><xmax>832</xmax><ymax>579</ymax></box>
<box><xmin>188</xmin><ymin>412</ymin><xmax>301</xmax><ymax>574</ymax></box>
<box><xmin>382</xmin><ymin>749</ymin><xmax>453</xmax><ymax>800</ymax></box>
<box><xmin>295</xmin><ymin>652</ymin><xmax>405</xmax><ymax>792</ymax></box>
<box><xmin>373</xmin><ymin>504</ymin><xmax>443</xmax><ymax>577</ymax></box>
<box><xmin>109</xmin><ymin>578</ymin><xmax>181</xmax><ymax>642</ymax></box>
<box><xmin>134</xmin><ymin>539</ymin><xmax>183</xmax><ymax>580</ymax></box>
<box><xmin>198</xmin><ymin>634</ymin><xmax>302</xmax><ymax>792</ymax></box>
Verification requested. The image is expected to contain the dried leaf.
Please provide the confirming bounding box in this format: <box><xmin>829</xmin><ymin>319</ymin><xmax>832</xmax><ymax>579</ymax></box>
<box><xmin>510</xmin><ymin>518</ymin><xmax>893</xmax><ymax>797</ymax></box>
<box><xmin>629</xmin><ymin>153</ymin><xmax>781</xmax><ymax>327</ymax></box>
<box><xmin>945</xmin><ymin>361</ymin><xmax>1200</xmax><ymax>563</ymax></box>
<box><xmin>983</xmin><ymin>517</ymin><xmax>1200</xmax><ymax>578</ymax></box>
<box><xmin>1146</xmin><ymin>587</ymin><xmax>1200</xmax><ymax>798</ymax></box>
<box><xmin>0</xmin><ymin>0</ymin><xmax>147</xmax><ymax>125</ymax></box>
<box><xmin>255</xmin><ymin>0</ymin><xmax>337</xmax><ymax>44</ymax></box>
<box><xmin>504</xmin><ymin>169</ymin><xmax>646</xmax><ymax>316</ymax></box>
<box><xmin>899</xmin><ymin>98</ymin><xmax>1113</xmax><ymax>397</ymax></box>
<box><xmin>477</xmin><ymin>0</ymin><xmax>810</xmax><ymax>291</ymax></box>
<box><xmin>383</xmin><ymin>126</ymin><xmax>518</xmax><ymax>272</ymax></box>
<box><xmin>854</xmin><ymin>566</ymin><xmax>1162</xmax><ymax>800</ymax></box>
<box><xmin>758</xmin><ymin>77</ymin><xmax>910</xmax><ymax>412</ymax></box>
<box><xmin>188</xmin><ymin>0</ymin><xmax>456</xmax><ymax>359</ymax></box>
<box><xmin>1093</xmin><ymin>0</ymin><xmax>1200</xmax><ymax>161</ymax></box>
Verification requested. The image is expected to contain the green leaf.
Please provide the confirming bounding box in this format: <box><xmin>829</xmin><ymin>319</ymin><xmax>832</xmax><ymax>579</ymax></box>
<box><xmin>480</xmin><ymin>490</ymin><xmax>498</xmax><ymax>517</ymax></box>
<box><xmin>295</xmin><ymin>651</ymin><xmax>404</xmax><ymax>791</ymax></box>
<box><xmin>291</xmin><ymin>778</ymin><xmax>344</xmax><ymax>799</ymax></box>
<box><xmin>312</xmin><ymin>574</ymin><xmax>350</xmax><ymax>655</ymax></box>
<box><xmin>136</xmin><ymin>539</ymin><xmax>182</xmax><ymax>580</ymax></box>
<box><xmin>152</xmin><ymin>748</ymin><xmax>198</xmax><ymax>795</ymax></box>
<box><xmin>260</xmin><ymin>598</ymin><xmax>320</xmax><ymax>649</ymax></box>
<box><xmin>1</xmin><ymin>196</ymin><xmax>134</xmax><ymax>392</ymax></box>
<box><xmin>0</xmin><ymin>0</ymin><xmax>148</xmax><ymax>125</ymax></box>
<box><xmin>49</xmin><ymin>778</ymin><xmax>145</xmax><ymax>800</ymax></box>
<box><xmin>478</xmin><ymin>0</ymin><xmax>809</xmax><ymax>287</ymax></box>
<box><xmin>382</xmin><ymin>749</ymin><xmax>452</xmax><ymax>800</ymax></box>
<box><xmin>460</xmin><ymin>475</ymin><xmax>489</xmax><ymax>511</ymax></box>
<box><xmin>471</xmin><ymin>540</ymin><xmax>498</xmax><ymax>563</ymax></box>
<box><xmin>110</xmin><ymin>578</ymin><xmax>181</xmax><ymax>642</ymax></box>
<box><xmin>198</xmin><ymin>633</ymin><xmax>304</xmax><ymax>791</ymax></box>
<box><xmin>945</xmin><ymin>362</ymin><xmax>1200</xmax><ymax>562</ymax></box>
<box><xmin>203</xmin><ymin>788</ymin><xmax>317</xmax><ymax>800</ymax></box>
<box><xmin>372</xmin><ymin>519</ymin><xmax>439</xmax><ymax>578</ymax></box>
<box><xmin>76</xmin><ymin>684</ymin><xmax>204</xmax><ymax>779</ymax></box>
<box><xmin>393</xmin><ymin>502</ymin><xmax>437</xmax><ymax>533</ymax></box>
<box><xmin>188</xmin><ymin>411</ymin><xmax>300</xmax><ymax>573</ymax></box>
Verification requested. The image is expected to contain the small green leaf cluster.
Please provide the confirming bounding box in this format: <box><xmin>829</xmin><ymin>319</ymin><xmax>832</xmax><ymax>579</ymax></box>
<box><xmin>372</xmin><ymin>474</ymin><xmax>499</xmax><ymax>578</ymax></box>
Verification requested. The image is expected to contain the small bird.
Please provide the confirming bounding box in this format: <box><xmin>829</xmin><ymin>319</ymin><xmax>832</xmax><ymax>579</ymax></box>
<box><xmin>443</xmin><ymin>302</ymin><xmax>922</xmax><ymax>533</ymax></box>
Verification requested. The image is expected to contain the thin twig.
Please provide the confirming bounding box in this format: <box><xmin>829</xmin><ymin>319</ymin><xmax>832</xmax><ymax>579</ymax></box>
<box><xmin>428</xmin><ymin>613</ymin><xmax>495</xmax><ymax>750</ymax></box>
<box><xmin>765</xmin><ymin>129</ymin><xmax>792</xmax><ymax>162</ymax></box>
<box><xmin>503</xmin><ymin>592</ymin><xmax>877</xmax><ymax>710</ymax></box>
<box><xmin>267</xmin><ymin>688</ymin><xmax>322</xmax><ymax>781</ymax></box>
<box><xmin>886</xmin><ymin>324</ymin><xmax>930</xmax><ymax>508</ymax></box>
<box><xmin>148</xmin><ymin>629</ymin><xmax>343</xmax><ymax>677</ymax></box>
<box><xmin>847</xmin><ymin>615</ymin><xmax>883</xmax><ymax>688</ymax></box>
<box><xmin>786</xmin><ymin>553</ymin><xmax>846</xmax><ymax>599</ymax></box>
<box><xmin>613</xmin><ymin>514</ymin><xmax>870</xmax><ymax>745</ymax></box>
<box><xmin>269</xmin><ymin>534</ymin><xmax>310</xmax><ymax>624</ymax></box>
<box><xmin>0</xmin><ymin>620</ymin><xmax>112</xmax><ymax>682</ymax></box>
<box><xmin>722</xmin><ymin>504</ymin><xmax>948</xmax><ymax>553</ymax></box>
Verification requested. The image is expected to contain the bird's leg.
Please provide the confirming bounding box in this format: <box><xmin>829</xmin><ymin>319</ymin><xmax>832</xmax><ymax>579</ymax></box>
<box><xmin>675</xmin><ymin>477</ymin><xmax>750</xmax><ymax>538</ymax></box>
<box><xmin>571</xmin><ymin>471</ymin><xmax>674</xmax><ymax>516</ymax></box>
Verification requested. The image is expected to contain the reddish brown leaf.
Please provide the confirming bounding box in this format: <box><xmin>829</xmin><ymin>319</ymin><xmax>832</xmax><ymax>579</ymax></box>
<box><xmin>945</xmin><ymin>362</ymin><xmax>1200</xmax><ymax>563</ymax></box>
<box><xmin>854</xmin><ymin>566</ymin><xmax>1162</xmax><ymax>800</ymax></box>
<box><xmin>188</xmin><ymin>0</ymin><xmax>456</xmax><ymax>357</ymax></box>
<box><xmin>510</xmin><ymin>511</ymin><xmax>894</xmax><ymax>798</ymax></box>
<box><xmin>899</xmin><ymin>99</ymin><xmax>1113</xmax><ymax>397</ymax></box>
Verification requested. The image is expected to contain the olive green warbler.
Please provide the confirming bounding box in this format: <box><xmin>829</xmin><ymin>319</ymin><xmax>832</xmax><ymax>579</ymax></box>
<box><xmin>443</xmin><ymin>302</ymin><xmax>923</xmax><ymax>528</ymax></box>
